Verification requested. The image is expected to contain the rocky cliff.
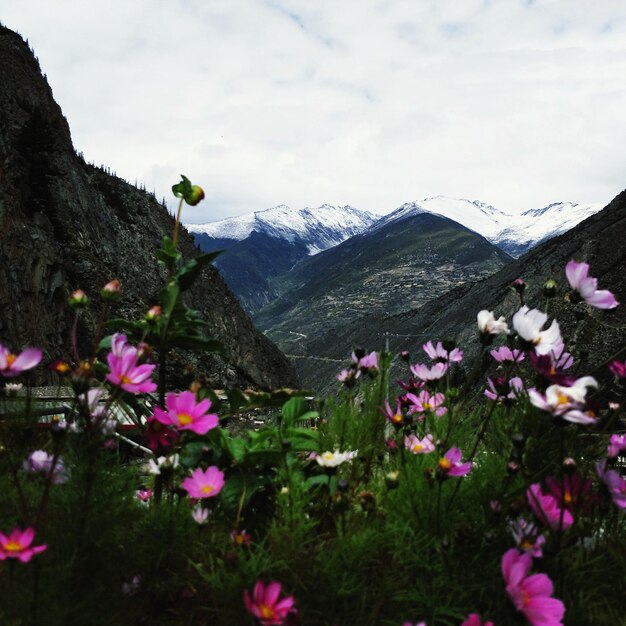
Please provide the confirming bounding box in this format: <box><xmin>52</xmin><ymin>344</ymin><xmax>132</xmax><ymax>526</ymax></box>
<box><xmin>0</xmin><ymin>24</ymin><xmax>296</xmax><ymax>390</ymax></box>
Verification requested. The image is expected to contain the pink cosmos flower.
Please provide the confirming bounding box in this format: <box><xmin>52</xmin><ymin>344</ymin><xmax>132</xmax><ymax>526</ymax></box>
<box><xmin>528</xmin><ymin>376</ymin><xmax>598</xmax><ymax>424</ymax></box>
<box><xmin>596</xmin><ymin>460</ymin><xmax>626</xmax><ymax>509</ymax></box>
<box><xmin>502</xmin><ymin>548</ymin><xmax>565</xmax><ymax>626</ymax></box>
<box><xmin>490</xmin><ymin>346</ymin><xmax>525</xmax><ymax>363</ymax></box>
<box><xmin>437</xmin><ymin>447</ymin><xmax>472</xmax><ymax>477</ymax></box>
<box><xmin>526</xmin><ymin>484</ymin><xmax>573</xmax><ymax>530</ymax></box>
<box><xmin>0</xmin><ymin>344</ymin><xmax>42</xmax><ymax>378</ymax></box>
<box><xmin>545</xmin><ymin>473</ymin><xmax>592</xmax><ymax>514</ymax></box>
<box><xmin>181</xmin><ymin>466</ymin><xmax>225</xmax><ymax>499</ymax></box>
<box><xmin>136</xmin><ymin>488</ymin><xmax>152</xmax><ymax>502</ymax></box>
<box><xmin>510</xmin><ymin>518</ymin><xmax>546</xmax><ymax>558</ymax></box>
<box><xmin>484</xmin><ymin>376</ymin><xmax>524</xmax><ymax>404</ymax></box>
<box><xmin>422</xmin><ymin>340</ymin><xmax>463</xmax><ymax>363</ymax></box>
<box><xmin>512</xmin><ymin>307</ymin><xmax>562</xmax><ymax>356</ymax></box>
<box><xmin>530</xmin><ymin>342</ymin><xmax>575</xmax><ymax>387</ymax></box>
<box><xmin>403</xmin><ymin>622</ymin><xmax>427</xmax><ymax>626</ymax></box>
<box><xmin>144</xmin><ymin>416</ymin><xmax>179</xmax><ymax>452</ymax></box>
<box><xmin>404</xmin><ymin>433</ymin><xmax>435</xmax><ymax>455</ymax></box>
<box><xmin>106</xmin><ymin>334</ymin><xmax>156</xmax><ymax>394</ymax></box>
<box><xmin>337</xmin><ymin>368</ymin><xmax>359</xmax><ymax>387</ymax></box>
<box><xmin>23</xmin><ymin>450</ymin><xmax>68</xmax><ymax>484</ymax></box>
<box><xmin>153</xmin><ymin>391</ymin><xmax>219</xmax><ymax>435</ymax></box>
<box><xmin>382</xmin><ymin>399</ymin><xmax>405</xmax><ymax>426</ymax></box>
<box><xmin>461</xmin><ymin>614</ymin><xmax>494</xmax><ymax>626</ymax></box>
<box><xmin>608</xmin><ymin>434</ymin><xmax>626</xmax><ymax>458</ymax></box>
<box><xmin>231</xmin><ymin>529</ymin><xmax>252</xmax><ymax>546</ymax></box>
<box><xmin>410</xmin><ymin>362</ymin><xmax>448</xmax><ymax>382</ymax></box>
<box><xmin>192</xmin><ymin>506</ymin><xmax>210</xmax><ymax>525</ymax></box>
<box><xmin>244</xmin><ymin>580</ymin><xmax>297</xmax><ymax>626</ymax></box>
<box><xmin>0</xmin><ymin>527</ymin><xmax>47</xmax><ymax>562</ymax></box>
<box><xmin>565</xmin><ymin>260</ymin><xmax>618</xmax><ymax>309</ymax></box>
<box><xmin>609</xmin><ymin>360</ymin><xmax>626</xmax><ymax>378</ymax></box>
<box><xmin>352</xmin><ymin>350</ymin><xmax>379</xmax><ymax>372</ymax></box>
<box><xmin>406</xmin><ymin>390</ymin><xmax>447</xmax><ymax>416</ymax></box>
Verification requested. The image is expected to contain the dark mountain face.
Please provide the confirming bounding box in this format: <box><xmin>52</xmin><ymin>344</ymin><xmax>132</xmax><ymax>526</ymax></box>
<box><xmin>295</xmin><ymin>192</ymin><xmax>626</xmax><ymax>392</ymax></box>
<box><xmin>252</xmin><ymin>212</ymin><xmax>512</xmax><ymax>377</ymax></box>
<box><xmin>0</xmin><ymin>24</ymin><xmax>296</xmax><ymax>390</ymax></box>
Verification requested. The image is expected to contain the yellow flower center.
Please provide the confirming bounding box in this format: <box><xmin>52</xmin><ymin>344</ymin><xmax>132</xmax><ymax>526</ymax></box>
<box><xmin>438</xmin><ymin>458</ymin><xmax>452</xmax><ymax>470</ymax></box>
<box><xmin>556</xmin><ymin>392</ymin><xmax>571</xmax><ymax>405</ymax></box>
<box><xmin>178</xmin><ymin>412</ymin><xmax>193</xmax><ymax>426</ymax></box>
<box><xmin>201</xmin><ymin>485</ymin><xmax>213</xmax><ymax>495</ymax></box>
<box><xmin>423</xmin><ymin>402</ymin><xmax>432</xmax><ymax>410</ymax></box>
<box><xmin>4</xmin><ymin>540</ymin><xmax>23</xmax><ymax>552</ymax></box>
<box><xmin>322</xmin><ymin>452</ymin><xmax>335</xmax><ymax>461</ymax></box>
<box><xmin>120</xmin><ymin>375</ymin><xmax>132</xmax><ymax>385</ymax></box>
<box><xmin>521</xmin><ymin>540</ymin><xmax>534</xmax><ymax>551</ymax></box>
<box><xmin>6</xmin><ymin>354</ymin><xmax>16</xmax><ymax>367</ymax></box>
<box><xmin>412</xmin><ymin>444</ymin><xmax>423</xmax><ymax>453</ymax></box>
<box><xmin>260</xmin><ymin>605</ymin><xmax>274</xmax><ymax>619</ymax></box>
<box><xmin>563</xmin><ymin>491</ymin><xmax>572</xmax><ymax>505</ymax></box>
<box><xmin>392</xmin><ymin>413</ymin><xmax>403</xmax><ymax>423</ymax></box>
<box><xmin>522</xmin><ymin>589</ymin><xmax>531</xmax><ymax>607</ymax></box>
<box><xmin>234</xmin><ymin>534</ymin><xmax>245</xmax><ymax>545</ymax></box>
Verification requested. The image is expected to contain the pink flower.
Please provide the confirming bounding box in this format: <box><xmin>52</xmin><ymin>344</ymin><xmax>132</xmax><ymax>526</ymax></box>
<box><xmin>526</xmin><ymin>484</ymin><xmax>573</xmax><ymax>530</ymax></box>
<box><xmin>144</xmin><ymin>416</ymin><xmax>179</xmax><ymax>452</ymax></box>
<box><xmin>410</xmin><ymin>362</ymin><xmax>448</xmax><ymax>382</ymax></box>
<box><xmin>502</xmin><ymin>548</ymin><xmax>565</xmax><ymax>626</ymax></box>
<box><xmin>528</xmin><ymin>376</ymin><xmax>598</xmax><ymax>425</ymax></box>
<box><xmin>596</xmin><ymin>460</ymin><xmax>626</xmax><ymax>509</ymax></box>
<box><xmin>153</xmin><ymin>391</ymin><xmax>219</xmax><ymax>435</ymax></box>
<box><xmin>490</xmin><ymin>346</ymin><xmax>525</xmax><ymax>363</ymax></box>
<box><xmin>181</xmin><ymin>466</ymin><xmax>225</xmax><ymax>499</ymax></box>
<box><xmin>437</xmin><ymin>447</ymin><xmax>472</xmax><ymax>477</ymax></box>
<box><xmin>530</xmin><ymin>344</ymin><xmax>575</xmax><ymax>387</ymax></box>
<box><xmin>565</xmin><ymin>260</ymin><xmax>618</xmax><ymax>309</ymax></box>
<box><xmin>0</xmin><ymin>527</ymin><xmax>47</xmax><ymax>562</ymax></box>
<box><xmin>510</xmin><ymin>518</ymin><xmax>546</xmax><ymax>558</ymax></box>
<box><xmin>23</xmin><ymin>450</ymin><xmax>68</xmax><ymax>484</ymax></box>
<box><xmin>609</xmin><ymin>360</ymin><xmax>626</xmax><ymax>378</ymax></box>
<box><xmin>0</xmin><ymin>344</ymin><xmax>42</xmax><ymax>378</ymax></box>
<box><xmin>484</xmin><ymin>376</ymin><xmax>524</xmax><ymax>404</ymax></box>
<box><xmin>544</xmin><ymin>473</ymin><xmax>592</xmax><ymax>513</ymax></box>
<box><xmin>512</xmin><ymin>307</ymin><xmax>562</xmax><ymax>356</ymax></box>
<box><xmin>422</xmin><ymin>340</ymin><xmax>463</xmax><ymax>363</ymax></box>
<box><xmin>106</xmin><ymin>334</ymin><xmax>156</xmax><ymax>394</ymax></box>
<box><xmin>136</xmin><ymin>488</ymin><xmax>152</xmax><ymax>502</ymax></box>
<box><xmin>608</xmin><ymin>434</ymin><xmax>626</xmax><ymax>458</ymax></box>
<box><xmin>382</xmin><ymin>399</ymin><xmax>405</xmax><ymax>426</ymax></box>
<box><xmin>461</xmin><ymin>614</ymin><xmax>494</xmax><ymax>626</ymax></box>
<box><xmin>404</xmin><ymin>433</ymin><xmax>435</xmax><ymax>455</ymax></box>
<box><xmin>406</xmin><ymin>390</ymin><xmax>447</xmax><ymax>416</ymax></box>
<box><xmin>192</xmin><ymin>506</ymin><xmax>210</xmax><ymax>525</ymax></box>
<box><xmin>244</xmin><ymin>580</ymin><xmax>297</xmax><ymax>626</ymax></box>
<box><xmin>352</xmin><ymin>350</ymin><xmax>379</xmax><ymax>372</ymax></box>
<box><xmin>230</xmin><ymin>529</ymin><xmax>252</xmax><ymax>546</ymax></box>
<box><xmin>337</xmin><ymin>368</ymin><xmax>359</xmax><ymax>387</ymax></box>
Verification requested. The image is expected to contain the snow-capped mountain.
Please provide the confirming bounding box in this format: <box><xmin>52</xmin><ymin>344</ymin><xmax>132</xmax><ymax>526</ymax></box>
<box><xmin>187</xmin><ymin>204</ymin><xmax>377</xmax><ymax>255</ymax></box>
<box><xmin>374</xmin><ymin>196</ymin><xmax>603</xmax><ymax>257</ymax></box>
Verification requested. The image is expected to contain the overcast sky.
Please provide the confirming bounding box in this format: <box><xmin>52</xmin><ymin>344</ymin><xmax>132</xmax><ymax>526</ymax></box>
<box><xmin>4</xmin><ymin>1</ymin><xmax>626</xmax><ymax>223</ymax></box>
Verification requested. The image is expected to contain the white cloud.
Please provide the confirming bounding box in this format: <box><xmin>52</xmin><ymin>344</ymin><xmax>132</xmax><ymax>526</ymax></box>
<box><xmin>3</xmin><ymin>0</ymin><xmax>626</xmax><ymax>222</ymax></box>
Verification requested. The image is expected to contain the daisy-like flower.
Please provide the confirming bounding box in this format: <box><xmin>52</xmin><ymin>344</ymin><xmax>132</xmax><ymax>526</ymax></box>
<box><xmin>337</xmin><ymin>368</ymin><xmax>359</xmax><ymax>387</ymax></box>
<box><xmin>0</xmin><ymin>527</ymin><xmax>47</xmax><ymax>562</ymax></box>
<box><xmin>352</xmin><ymin>350</ymin><xmax>379</xmax><ymax>372</ymax></box>
<box><xmin>530</xmin><ymin>343</ymin><xmax>575</xmax><ymax>387</ymax></box>
<box><xmin>510</xmin><ymin>518</ymin><xmax>546</xmax><ymax>558</ymax></box>
<box><xmin>528</xmin><ymin>376</ymin><xmax>598</xmax><ymax>424</ymax></box>
<box><xmin>244</xmin><ymin>580</ymin><xmax>297</xmax><ymax>626</ymax></box>
<box><xmin>422</xmin><ymin>340</ymin><xmax>463</xmax><ymax>363</ymax></box>
<box><xmin>477</xmin><ymin>310</ymin><xmax>509</xmax><ymax>335</ymax></box>
<box><xmin>526</xmin><ymin>484</ymin><xmax>573</xmax><ymax>530</ymax></box>
<box><xmin>135</xmin><ymin>488</ymin><xmax>152</xmax><ymax>502</ymax></box>
<box><xmin>0</xmin><ymin>344</ymin><xmax>42</xmax><ymax>378</ymax></box>
<box><xmin>146</xmin><ymin>454</ymin><xmax>180</xmax><ymax>475</ymax></box>
<box><xmin>596</xmin><ymin>460</ymin><xmax>626</xmax><ymax>509</ymax></box>
<box><xmin>484</xmin><ymin>376</ymin><xmax>524</xmax><ymax>404</ymax></box>
<box><xmin>382</xmin><ymin>399</ymin><xmax>405</xmax><ymax>426</ymax></box>
<box><xmin>144</xmin><ymin>416</ymin><xmax>179</xmax><ymax>452</ymax></box>
<box><xmin>315</xmin><ymin>450</ymin><xmax>358</xmax><ymax>468</ymax></box>
<box><xmin>490</xmin><ymin>346</ymin><xmax>525</xmax><ymax>363</ymax></box>
<box><xmin>437</xmin><ymin>447</ymin><xmax>472</xmax><ymax>477</ymax></box>
<box><xmin>502</xmin><ymin>548</ymin><xmax>565</xmax><ymax>626</ymax></box>
<box><xmin>106</xmin><ymin>333</ymin><xmax>156</xmax><ymax>394</ymax></box>
<box><xmin>404</xmin><ymin>433</ymin><xmax>435</xmax><ymax>455</ymax></box>
<box><xmin>192</xmin><ymin>506</ymin><xmax>210</xmax><ymax>525</ymax></box>
<box><xmin>181</xmin><ymin>466</ymin><xmax>225</xmax><ymax>499</ymax></box>
<box><xmin>512</xmin><ymin>307</ymin><xmax>562</xmax><ymax>356</ymax></box>
<box><xmin>23</xmin><ymin>450</ymin><xmax>68</xmax><ymax>484</ymax></box>
<box><xmin>153</xmin><ymin>391</ymin><xmax>219</xmax><ymax>435</ymax></box>
<box><xmin>545</xmin><ymin>473</ymin><xmax>592</xmax><ymax>514</ymax></box>
<box><xmin>461</xmin><ymin>615</ymin><xmax>494</xmax><ymax>626</ymax></box>
<box><xmin>230</xmin><ymin>529</ymin><xmax>252</xmax><ymax>546</ymax></box>
<box><xmin>406</xmin><ymin>390</ymin><xmax>447</xmax><ymax>416</ymax></box>
<box><xmin>410</xmin><ymin>362</ymin><xmax>448</xmax><ymax>382</ymax></box>
<box><xmin>565</xmin><ymin>260</ymin><xmax>619</xmax><ymax>309</ymax></box>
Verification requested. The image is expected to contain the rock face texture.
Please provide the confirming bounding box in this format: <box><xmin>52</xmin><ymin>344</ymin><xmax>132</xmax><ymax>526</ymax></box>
<box><xmin>0</xmin><ymin>24</ymin><xmax>296</xmax><ymax>389</ymax></box>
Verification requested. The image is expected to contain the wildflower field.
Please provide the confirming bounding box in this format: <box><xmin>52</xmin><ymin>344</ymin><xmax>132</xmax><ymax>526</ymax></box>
<box><xmin>1</xmin><ymin>178</ymin><xmax>625</xmax><ymax>626</ymax></box>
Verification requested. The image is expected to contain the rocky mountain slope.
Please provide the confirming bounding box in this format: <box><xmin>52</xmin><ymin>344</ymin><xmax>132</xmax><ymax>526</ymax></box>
<box><xmin>294</xmin><ymin>192</ymin><xmax>625</xmax><ymax>391</ymax></box>
<box><xmin>188</xmin><ymin>205</ymin><xmax>377</xmax><ymax>312</ymax></box>
<box><xmin>254</xmin><ymin>212</ymin><xmax>511</xmax><ymax>368</ymax></box>
<box><xmin>0</xmin><ymin>24</ymin><xmax>296</xmax><ymax>390</ymax></box>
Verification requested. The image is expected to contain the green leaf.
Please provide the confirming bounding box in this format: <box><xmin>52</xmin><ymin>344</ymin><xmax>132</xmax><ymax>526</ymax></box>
<box><xmin>282</xmin><ymin>397</ymin><xmax>317</xmax><ymax>427</ymax></box>
<box><xmin>175</xmin><ymin>252</ymin><xmax>222</xmax><ymax>291</ymax></box>
<box><xmin>172</xmin><ymin>175</ymin><xmax>192</xmax><ymax>199</ymax></box>
<box><xmin>179</xmin><ymin>441</ymin><xmax>206</xmax><ymax>468</ymax></box>
<box><xmin>160</xmin><ymin>281</ymin><xmax>180</xmax><ymax>320</ymax></box>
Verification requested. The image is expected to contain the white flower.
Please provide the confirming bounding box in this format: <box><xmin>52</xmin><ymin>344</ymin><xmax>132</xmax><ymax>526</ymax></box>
<box><xmin>512</xmin><ymin>306</ymin><xmax>562</xmax><ymax>355</ymax></box>
<box><xmin>477</xmin><ymin>310</ymin><xmax>509</xmax><ymax>335</ymax></box>
<box><xmin>315</xmin><ymin>449</ymin><xmax>358</xmax><ymax>468</ymax></box>
<box><xmin>528</xmin><ymin>376</ymin><xmax>598</xmax><ymax>424</ymax></box>
<box><xmin>410</xmin><ymin>362</ymin><xmax>448</xmax><ymax>381</ymax></box>
<box><xmin>191</xmin><ymin>506</ymin><xmax>210</xmax><ymax>525</ymax></box>
<box><xmin>146</xmin><ymin>453</ymin><xmax>180</xmax><ymax>475</ymax></box>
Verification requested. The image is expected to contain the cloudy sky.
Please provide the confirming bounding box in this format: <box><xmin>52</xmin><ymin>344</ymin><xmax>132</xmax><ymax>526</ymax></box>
<box><xmin>4</xmin><ymin>1</ymin><xmax>626</xmax><ymax>223</ymax></box>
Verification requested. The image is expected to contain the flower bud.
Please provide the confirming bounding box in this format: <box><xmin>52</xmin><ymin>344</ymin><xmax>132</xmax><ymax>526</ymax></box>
<box><xmin>513</xmin><ymin>277</ymin><xmax>526</xmax><ymax>293</ymax></box>
<box><xmin>543</xmin><ymin>279</ymin><xmax>558</xmax><ymax>298</ymax></box>
<box><xmin>400</xmin><ymin>350</ymin><xmax>410</xmax><ymax>362</ymax></box>
<box><xmin>562</xmin><ymin>457</ymin><xmax>577</xmax><ymax>474</ymax></box>
<box><xmin>385</xmin><ymin>471</ymin><xmax>400</xmax><ymax>490</ymax></box>
<box><xmin>69</xmin><ymin>289</ymin><xmax>89</xmax><ymax>308</ymax></box>
<box><xmin>100</xmin><ymin>279</ymin><xmax>122</xmax><ymax>302</ymax></box>
<box><xmin>186</xmin><ymin>185</ymin><xmax>205</xmax><ymax>206</ymax></box>
<box><xmin>146</xmin><ymin>305</ymin><xmax>162</xmax><ymax>320</ymax></box>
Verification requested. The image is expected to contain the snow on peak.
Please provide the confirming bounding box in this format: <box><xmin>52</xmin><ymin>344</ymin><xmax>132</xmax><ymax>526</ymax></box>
<box><xmin>186</xmin><ymin>204</ymin><xmax>377</xmax><ymax>254</ymax></box>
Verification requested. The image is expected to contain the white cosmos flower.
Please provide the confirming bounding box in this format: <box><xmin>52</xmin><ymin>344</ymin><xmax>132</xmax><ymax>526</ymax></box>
<box><xmin>477</xmin><ymin>310</ymin><xmax>509</xmax><ymax>335</ymax></box>
<box><xmin>146</xmin><ymin>453</ymin><xmax>180</xmax><ymax>475</ymax></box>
<box><xmin>512</xmin><ymin>306</ymin><xmax>562</xmax><ymax>355</ymax></box>
<box><xmin>528</xmin><ymin>376</ymin><xmax>598</xmax><ymax>424</ymax></box>
<box><xmin>315</xmin><ymin>450</ymin><xmax>358</xmax><ymax>468</ymax></box>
